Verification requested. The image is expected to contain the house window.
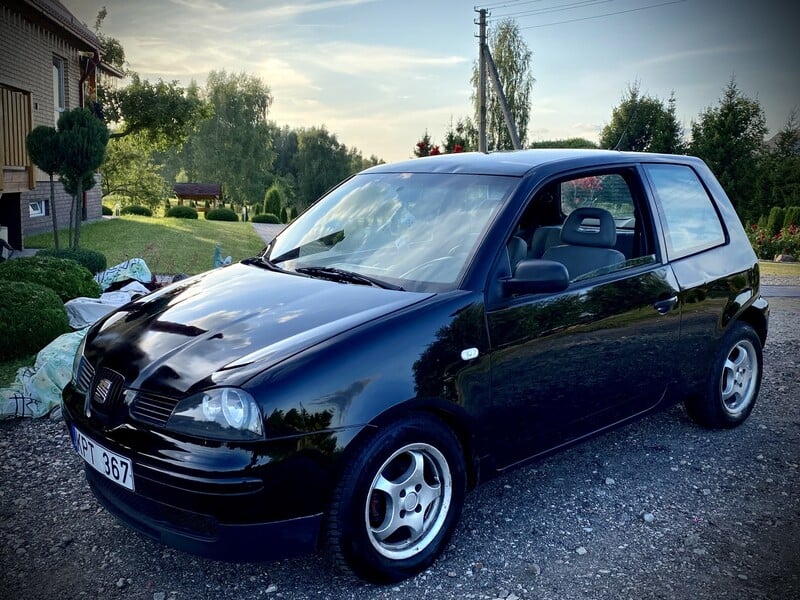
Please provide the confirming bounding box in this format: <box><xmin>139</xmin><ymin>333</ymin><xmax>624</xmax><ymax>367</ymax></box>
<box><xmin>29</xmin><ymin>199</ymin><xmax>49</xmax><ymax>218</ymax></box>
<box><xmin>53</xmin><ymin>57</ymin><xmax>65</xmax><ymax>125</ymax></box>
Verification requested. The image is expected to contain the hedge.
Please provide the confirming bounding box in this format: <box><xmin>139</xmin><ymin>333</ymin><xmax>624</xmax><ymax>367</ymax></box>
<box><xmin>165</xmin><ymin>205</ymin><xmax>199</xmax><ymax>219</ymax></box>
<box><xmin>205</xmin><ymin>207</ymin><xmax>238</xmax><ymax>222</ymax></box>
<box><xmin>0</xmin><ymin>256</ymin><xmax>101</xmax><ymax>302</ymax></box>
<box><xmin>0</xmin><ymin>280</ymin><xmax>70</xmax><ymax>360</ymax></box>
<box><xmin>252</xmin><ymin>213</ymin><xmax>281</xmax><ymax>224</ymax></box>
<box><xmin>37</xmin><ymin>248</ymin><xmax>107</xmax><ymax>274</ymax></box>
<box><xmin>120</xmin><ymin>205</ymin><xmax>153</xmax><ymax>217</ymax></box>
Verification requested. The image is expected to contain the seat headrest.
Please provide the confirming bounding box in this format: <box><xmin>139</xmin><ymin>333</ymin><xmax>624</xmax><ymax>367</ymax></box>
<box><xmin>560</xmin><ymin>207</ymin><xmax>617</xmax><ymax>248</ymax></box>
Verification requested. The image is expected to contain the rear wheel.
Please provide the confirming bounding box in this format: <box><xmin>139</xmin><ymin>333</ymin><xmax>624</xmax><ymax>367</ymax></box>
<box><xmin>326</xmin><ymin>415</ymin><xmax>466</xmax><ymax>582</ymax></box>
<box><xmin>685</xmin><ymin>322</ymin><xmax>763</xmax><ymax>428</ymax></box>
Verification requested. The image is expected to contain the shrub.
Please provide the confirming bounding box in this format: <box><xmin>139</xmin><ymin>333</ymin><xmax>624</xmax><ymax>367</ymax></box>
<box><xmin>252</xmin><ymin>213</ymin><xmax>281</xmax><ymax>224</ymax></box>
<box><xmin>37</xmin><ymin>247</ymin><xmax>107</xmax><ymax>274</ymax></box>
<box><xmin>280</xmin><ymin>206</ymin><xmax>288</xmax><ymax>223</ymax></box>
<box><xmin>766</xmin><ymin>206</ymin><xmax>786</xmax><ymax>236</ymax></box>
<box><xmin>264</xmin><ymin>186</ymin><xmax>282</xmax><ymax>217</ymax></box>
<box><xmin>102</xmin><ymin>204</ymin><xmax>113</xmax><ymax>216</ymax></box>
<box><xmin>165</xmin><ymin>205</ymin><xmax>199</xmax><ymax>219</ymax></box>
<box><xmin>0</xmin><ymin>256</ymin><xmax>101</xmax><ymax>302</ymax></box>
<box><xmin>0</xmin><ymin>281</ymin><xmax>70</xmax><ymax>360</ymax></box>
<box><xmin>120</xmin><ymin>205</ymin><xmax>153</xmax><ymax>217</ymax></box>
<box><xmin>205</xmin><ymin>207</ymin><xmax>238</xmax><ymax>222</ymax></box>
<box><xmin>747</xmin><ymin>223</ymin><xmax>800</xmax><ymax>259</ymax></box>
<box><xmin>784</xmin><ymin>206</ymin><xmax>800</xmax><ymax>228</ymax></box>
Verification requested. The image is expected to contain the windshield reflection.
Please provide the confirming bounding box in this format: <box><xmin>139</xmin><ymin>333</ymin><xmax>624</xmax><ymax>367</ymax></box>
<box><xmin>268</xmin><ymin>172</ymin><xmax>517</xmax><ymax>291</ymax></box>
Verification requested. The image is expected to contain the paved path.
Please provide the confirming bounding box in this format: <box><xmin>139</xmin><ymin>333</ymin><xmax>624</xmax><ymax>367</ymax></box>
<box><xmin>762</xmin><ymin>285</ymin><xmax>800</xmax><ymax>297</ymax></box>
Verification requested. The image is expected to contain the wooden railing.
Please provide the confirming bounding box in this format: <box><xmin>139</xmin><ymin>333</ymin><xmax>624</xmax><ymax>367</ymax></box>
<box><xmin>1</xmin><ymin>85</ymin><xmax>34</xmax><ymax>191</ymax></box>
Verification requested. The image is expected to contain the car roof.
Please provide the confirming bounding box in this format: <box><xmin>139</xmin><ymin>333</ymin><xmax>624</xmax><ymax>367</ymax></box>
<box><xmin>363</xmin><ymin>149</ymin><xmax>704</xmax><ymax>177</ymax></box>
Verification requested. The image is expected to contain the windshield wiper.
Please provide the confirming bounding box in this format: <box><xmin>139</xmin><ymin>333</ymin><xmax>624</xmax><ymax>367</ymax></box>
<box><xmin>295</xmin><ymin>266</ymin><xmax>404</xmax><ymax>291</ymax></box>
<box><xmin>242</xmin><ymin>254</ymin><xmax>282</xmax><ymax>272</ymax></box>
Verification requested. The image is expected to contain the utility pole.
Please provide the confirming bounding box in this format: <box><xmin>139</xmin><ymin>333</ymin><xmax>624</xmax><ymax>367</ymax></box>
<box><xmin>484</xmin><ymin>46</ymin><xmax>522</xmax><ymax>150</ymax></box>
<box><xmin>475</xmin><ymin>7</ymin><xmax>522</xmax><ymax>151</ymax></box>
<box><xmin>477</xmin><ymin>8</ymin><xmax>487</xmax><ymax>153</ymax></box>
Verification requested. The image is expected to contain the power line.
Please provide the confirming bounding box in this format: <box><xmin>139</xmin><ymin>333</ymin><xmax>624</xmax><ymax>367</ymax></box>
<box><xmin>518</xmin><ymin>0</ymin><xmax>686</xmax><ymax>29</ymax></box>
<box><xmin>476</xmin><ymin>0</ymin><xmax>543</xmax><ymax>10</ymax></box>
<box><xmin>494</xmin><ymin>0</ymin><xmax>613</xmax><ymax>19</ymax></box>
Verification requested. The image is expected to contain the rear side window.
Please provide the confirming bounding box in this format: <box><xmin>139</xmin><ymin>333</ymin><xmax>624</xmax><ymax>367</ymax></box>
<box><xmin>560</xmin><ymin>174</ymin><xmax>635</xmax><ymax>225</ymax></box>
<box><xmin>644</xmin><ymin>164</ymin><xmax>725</xmax><ymax>259</ymax></box>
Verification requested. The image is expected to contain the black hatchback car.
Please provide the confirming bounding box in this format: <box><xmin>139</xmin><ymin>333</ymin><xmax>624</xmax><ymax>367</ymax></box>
<box><xmin>63</xmin><ymin>150</ymin><xmax>768</xmax><ymax>582</ymax></box>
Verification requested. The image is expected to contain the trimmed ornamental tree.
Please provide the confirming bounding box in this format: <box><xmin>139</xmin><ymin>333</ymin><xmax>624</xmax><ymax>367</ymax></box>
<box><xmin>57</xmin><ymin>108</ymin><xmax>110</xmax><ymax>249</ymax></box>
<box><xmin>26</xmin><ymin>126</ymin><xmax>63</xmax><ymax>249</ymax></box>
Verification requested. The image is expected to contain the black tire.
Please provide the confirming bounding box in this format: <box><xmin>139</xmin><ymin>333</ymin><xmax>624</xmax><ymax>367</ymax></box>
<box><xmin>326</xmin><ymin>415</ymin><xmax>466</xmax><ymax>583</ymax></box>
<box><xmin>685</xmin><ymin>322</ymin><xmax>763</xmax><ymax>429</ymax></box>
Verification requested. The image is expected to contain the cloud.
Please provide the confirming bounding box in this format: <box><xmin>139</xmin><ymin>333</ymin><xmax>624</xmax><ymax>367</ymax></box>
<box><xmin>307</xmin><ymin>41</ymin><xmax>468</xmax><ymax>75</ymax></box>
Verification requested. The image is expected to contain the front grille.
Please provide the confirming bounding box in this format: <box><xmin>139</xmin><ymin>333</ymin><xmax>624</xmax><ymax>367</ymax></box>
<box><xmin>130</xmin><ymin>393</ymin><xmax>179</xmax><ymax>426</ymax></box>
<box><xmin>90</xmin><ymin>368</ymin><xmax>125</xmax><ymax>416</ymax></box>
<box><xmin>75</xmin><ymin>356</ymin><xmax>95</xmax><ymax>394</ymax></box>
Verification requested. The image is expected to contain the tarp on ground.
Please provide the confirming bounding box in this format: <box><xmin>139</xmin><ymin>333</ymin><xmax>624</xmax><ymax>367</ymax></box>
<box><xmin>0</xmin><ymin>328</ymin><xmax>87</xmax><ymax>419</ymax></box>
<box><xmin>64</xmin><ymin>281</ymin><xmax>150</xmax><ymax>329</ymax></box>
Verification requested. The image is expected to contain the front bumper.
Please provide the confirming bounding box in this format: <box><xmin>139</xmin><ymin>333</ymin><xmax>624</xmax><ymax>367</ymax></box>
<box><xmin>86</xmin><ymin>467</ymin><xmax>322</xmax><ymax>561</ymax></box>
<box><xmin>62</xmin><ymin>383</ymin><xmax>343</xmax><ymax>562</ymax></box>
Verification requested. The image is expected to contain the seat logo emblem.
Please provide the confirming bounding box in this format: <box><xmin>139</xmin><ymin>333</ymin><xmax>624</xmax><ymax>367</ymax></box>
<box><xmin>94</xmin><ymin>378</ymin><xmax>113</xmax><ymax>405</ymax></box>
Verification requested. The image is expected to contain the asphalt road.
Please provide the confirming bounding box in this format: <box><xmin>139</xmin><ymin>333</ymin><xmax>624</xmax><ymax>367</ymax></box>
<box><xmin>1</xmin><ymin>297</ymin><xmax>798</xmax><ymax>600</ymax></box>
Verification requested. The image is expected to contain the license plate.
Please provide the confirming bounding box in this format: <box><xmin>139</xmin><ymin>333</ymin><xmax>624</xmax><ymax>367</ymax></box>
<box><xmin>72</xmin><ymin>426</ymin><xmax>135</xmax><ymax>491</ymax></box>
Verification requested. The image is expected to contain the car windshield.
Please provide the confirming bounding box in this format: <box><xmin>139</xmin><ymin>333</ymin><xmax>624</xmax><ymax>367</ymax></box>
<box><xmin>267</xmin><ymin>172</ymin><xmax>518</xmax><ymax>291</ymax></box>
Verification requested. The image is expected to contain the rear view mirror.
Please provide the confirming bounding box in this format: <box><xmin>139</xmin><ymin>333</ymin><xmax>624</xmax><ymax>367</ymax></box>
<box><xmin>504</xmin><ymin>259</ymin><xmax>569</xmax><ymax>295</ymax></box>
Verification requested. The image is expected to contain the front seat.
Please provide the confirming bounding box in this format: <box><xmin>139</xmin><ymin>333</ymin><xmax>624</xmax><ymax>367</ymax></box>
<box><xmin>542</xmin><ymin>207</ymin><xmax>625</xmax><ymax>280</ymax></box>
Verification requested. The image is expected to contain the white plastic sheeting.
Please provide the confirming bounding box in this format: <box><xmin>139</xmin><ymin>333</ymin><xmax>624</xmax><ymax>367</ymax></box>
<box><xmin>64</xmin><ymin>281</ymin><xmax>150</xmax><ymax>329</ymax></box>
<box><xmin>0</xmin><ymin>329</ymin><xmax>87</xmax><ymax>419</ymax></box>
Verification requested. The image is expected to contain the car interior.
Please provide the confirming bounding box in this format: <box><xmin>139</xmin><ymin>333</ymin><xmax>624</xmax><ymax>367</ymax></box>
<box><xmin>503</xmin><ymin>171</ymin><xmax>658</xmax><ymax>288</ymax></box>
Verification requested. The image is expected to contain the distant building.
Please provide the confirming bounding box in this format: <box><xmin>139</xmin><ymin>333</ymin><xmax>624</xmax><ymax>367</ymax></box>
<box><xmin>0</xmin><ymin>0</ymin><xmax>123</xmax><ymax>249</ymax></box>
<box><xmin>173</xmin><ymin>183</ymin><xmax>224</xmax><ymax>212</ymax></box>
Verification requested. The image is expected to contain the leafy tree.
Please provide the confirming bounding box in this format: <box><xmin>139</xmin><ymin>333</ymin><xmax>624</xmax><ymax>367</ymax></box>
<box><xmin>100</xmin><ymin>134</ymin><xmax>171</xmax><ymax>209</ymax></box>
<box><xmin>690</xmin><ymin>79</ymin><xmax>767</xmax><ymax>220</ymax></box>
<box><xmin>94</xmin><ymin>6</ymin><xmax>125</xmax><ymax>71</ymax></box>
<box><xmin>600</xmin><ymin>83</ymin><xmax>684</xmax><ymax>153</ymax></box>
<box><xmin>530</xmin><ymin>138</ymin><xmax>598</xmax><ymax>149</ymax></box>
<box><xmin>57</xmin><ymin>108</ymin><xmax>109</xmax><ymax>248</ymax></box>
<box><xmin>270</xmin><ymin>124</ymin><xmax>299</xmax><ymax>177</ymax></box>
<box><xmin>26</xmin><ymin>126</ymin><xmax>63</xmax><ymax>249</ymax></box>
<box><xmin>100</xmin><ymin>74</ymin><xmax>209</xmax><ymax>145</ymax></box>
<box><xmin>471</xmin><ymin>19</ymin><xmax>534</xmax><ymax>150</ymax></box>
<box><xmin>182</xmin><ymin>71</ymin><xmax>274</xmax><ymax>209</ymax></box>
<box><xmin>293</xmin><ymin>127</ymin><xmax>350</xmax><ymax>209</ymax></box>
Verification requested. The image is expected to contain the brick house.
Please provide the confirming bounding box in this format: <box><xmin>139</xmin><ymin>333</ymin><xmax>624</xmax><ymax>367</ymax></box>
<box><xmin>0</xmin><ymin>0</ymin><xmax>122</xmax><ymax>250</ymax></box>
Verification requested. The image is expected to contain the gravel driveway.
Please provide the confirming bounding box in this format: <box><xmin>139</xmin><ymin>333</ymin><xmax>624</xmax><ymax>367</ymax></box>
<box><xmin>1</xmin><ymin>293</ymin><xmax>797</xmax><ymax>600</ymax></box>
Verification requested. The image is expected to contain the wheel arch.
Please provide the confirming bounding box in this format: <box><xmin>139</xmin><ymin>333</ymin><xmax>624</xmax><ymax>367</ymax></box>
<box><xmin>737</xmin><ymin>302</ymin><xmax>768</xmax><ymax>347</ymax></box>
<box><xmin>340</xmin><ymin>398</ymin><xmax>482</xmax><ymax>492</ymax></box>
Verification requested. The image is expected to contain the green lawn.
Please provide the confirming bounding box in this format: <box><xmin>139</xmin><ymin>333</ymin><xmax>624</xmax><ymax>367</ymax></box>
<box><xmin>26</xmin><ymin>216</ymin><xmax>266</xmax><ymax>276</ymax></box>
<box><xmin>759</xmin><ymin>261</ymin><xmax>800</xmax><ymax>278</ymax></box>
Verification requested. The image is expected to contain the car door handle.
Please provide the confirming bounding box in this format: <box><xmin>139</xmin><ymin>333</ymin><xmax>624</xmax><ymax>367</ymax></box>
<box><xmin>653</xmin><ymin>296</ymin><xmax>678</xmax><ymax>315</ymax></box>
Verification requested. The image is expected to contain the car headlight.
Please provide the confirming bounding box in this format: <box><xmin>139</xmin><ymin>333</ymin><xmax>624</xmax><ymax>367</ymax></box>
<box><xmin>166</xmin><ymin>387</ymin><xmax>264</xmax><ymax>441</ymax></box>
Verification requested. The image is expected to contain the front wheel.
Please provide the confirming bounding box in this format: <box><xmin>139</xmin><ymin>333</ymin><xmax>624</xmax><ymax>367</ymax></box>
<box><xmin>685</xmin><ymin>322</ymin><xmax>763</xmax><ymax>429</ymax></box>
<box><xmin>326</xmin><ymin>415</ymin><xmax>466</xmax><ymax>582</ymax></box>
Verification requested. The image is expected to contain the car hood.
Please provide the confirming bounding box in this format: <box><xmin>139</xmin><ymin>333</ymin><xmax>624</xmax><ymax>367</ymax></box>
<box><xmin>86</xmin><ymin>263</ymin><xmax>431</xmax><ymax>396</ymax></box>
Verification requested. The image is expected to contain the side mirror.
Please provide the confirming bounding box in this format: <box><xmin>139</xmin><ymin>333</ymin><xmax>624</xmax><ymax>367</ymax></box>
<box><xmin>503</xmin><ymin>259</ymin><xmax>569</xmax><ymax>295</ymax></box>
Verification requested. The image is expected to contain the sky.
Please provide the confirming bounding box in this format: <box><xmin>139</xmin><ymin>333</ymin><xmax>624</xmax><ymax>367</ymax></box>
<box><xmin>61</xmin><ymin>0</ymin><xmax>799</xmax><ymax>162</ymax></box>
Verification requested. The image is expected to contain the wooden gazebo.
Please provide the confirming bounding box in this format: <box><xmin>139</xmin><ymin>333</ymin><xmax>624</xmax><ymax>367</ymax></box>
<box><xmin>173</xmin><ymin>183</ymin><xmax>223</xmax><ymax>211</ymax></box>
